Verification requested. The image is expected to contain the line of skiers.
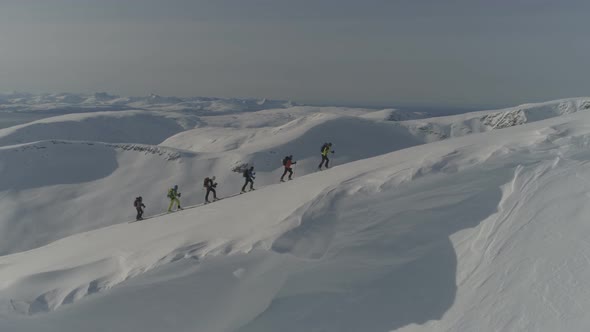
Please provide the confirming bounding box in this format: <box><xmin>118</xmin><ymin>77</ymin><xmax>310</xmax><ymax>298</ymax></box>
<box><xmin>133</xmin><ymin>142</ymin><xmax>335</xmax><ymax>221</ymax></box>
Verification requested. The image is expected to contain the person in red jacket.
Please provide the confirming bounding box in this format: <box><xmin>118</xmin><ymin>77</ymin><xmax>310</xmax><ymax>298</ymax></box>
<box><xmin>280</xmin><ymin>155</ymin><xmax>297</xmax><ymax>182</ymax></box>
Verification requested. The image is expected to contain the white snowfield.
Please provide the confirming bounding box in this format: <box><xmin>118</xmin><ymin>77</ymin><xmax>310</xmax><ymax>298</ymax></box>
<box><xmin>0</xmin><ymin>92</ymin><xmax>295</xmax><ymax>114</ymax></box>
<box><xmin>1</xmin><ymin>94</ymin><xmax>590</xmax><ymax>331</ymax></box>
<box><xmin>0</xmin><ymin>110</ymin><xmax>200</xmax><ymax>146</ymax></box>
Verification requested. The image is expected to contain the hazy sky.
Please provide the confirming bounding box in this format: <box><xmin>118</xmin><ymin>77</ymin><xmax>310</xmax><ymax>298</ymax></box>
<box><xmin>0</xmin><ymin>0</ymin><xmax>589</xmax><ymax>108</ymax></box>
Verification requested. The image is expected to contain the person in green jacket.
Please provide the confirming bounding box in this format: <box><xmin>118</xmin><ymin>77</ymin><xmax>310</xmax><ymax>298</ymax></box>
<box><xmin>318</xmin><ymin>142</ymin><xmax>334</xmax><ymax>170</ymax></box>
<box><xmin>167</xmin><ymin>185</ymin><xmax>183</xmax><ymax>212</ymax></box>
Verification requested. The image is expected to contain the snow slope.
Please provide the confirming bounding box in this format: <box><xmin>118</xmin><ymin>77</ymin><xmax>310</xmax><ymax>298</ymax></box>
<box><xmin>0</xmin><ymin>115</ymin><xmax>425</xmax><ymax>255</ymax></box>
<box><xmin>3</xmin><ymin>95</ymin><xmax>590</xmax><ymax>331</ymax></box>
<box><xmin>161</xmin><ymin>112</ymin><xmax>426</xmax><ymax>172</ymax></box>
<box><xmin>0</xmin><ymin>140</ymin><xmax>197</xmax><ymax>255</ymax></box>
<box><xmin>0</xmin><ymin>104</ymin><xmax>434</xmax><ymax>256</ymax></box>
<box><xmin>0</xmin><ymin>97</ymin><xmax>587</xmax><ymax>255</ymax></box>
<box><xmin>402</xmin><ymin>97</ymin><xmax>590</xmax><ymax>142</ymax></box>
<box><xmin>0</xmin><ymin>110</ymin><xmax>200</xmax><ymax>146</ymax></box>
<box><xmin>3</xmin><ymin>99</ymin><xmax>590</xmax><ymax>331</ymax></box>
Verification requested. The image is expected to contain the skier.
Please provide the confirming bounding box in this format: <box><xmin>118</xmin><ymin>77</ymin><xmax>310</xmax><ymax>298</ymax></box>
<box><xmin>134</xmin><ymin>196</ymin><xmax>145</xmax><ymax>221</ymax></box>
<box><xmin>280</xmin><ymin>155</ymin><xmax>297</xmax><ymax>182</ymax></box>
<box><xmin>318</xmin><ymin>142</ymin><xmax>334</xmax><ymax>170</ymax></box>
<box><xmin>167</xmin><ymin>185</ymin><xmax>183</xmax><ymax>212</ymax></box>
<box><xmin>241</xmin><ymin>166</ymin><xmax>256</xmax><ymax>193</ymax></box>
<box><xmin>203</xmin><ymin>176</ymin><xmax>219</xmax><ymax>203</ymax></box>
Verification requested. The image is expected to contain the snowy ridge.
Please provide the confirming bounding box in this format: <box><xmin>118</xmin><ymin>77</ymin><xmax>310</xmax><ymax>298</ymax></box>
<box><xmin>0</xmin><ymin>110</ymin><xmax>590</xmax><ymax>330</ymax></box>
<box><xmin>481</xmin><ymin>108</ymin><xmax>528</xmax><ymax>129</ymax></box>
<box><xmin>3</xmin><ymin>96</ymin><xmax>590</xmax><ymax>331</ymax></box>
<box><xmin>0</xmin><ymin>108</ymin><xmax>430</xmax><ymax>257</ymax></box>
<box><xmin>403</xmin><ymin>97</ymin><xmax>590</xmax><ymax>142</ymax></box>
<box><xmin>360</xmin><ymin>108</ymin><xmax>433</xmax><ymax>121</ymax></box>
<box><xmin>0</xmin><ymin>164</ymin><xmax>357</xmax><ymax>316</ymax></box>
<box><xmin>0</xmin><ymin>92</ymin><xmax>294</xmax><ymax>115</ymax></box>
<box><xmin>481</xmin><ymin>98</ymin><xmax>590</xmax><ymax>129</ymax></box>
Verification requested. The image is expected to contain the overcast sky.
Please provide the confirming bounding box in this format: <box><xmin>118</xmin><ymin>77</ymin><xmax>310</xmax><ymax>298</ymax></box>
<box><xmin>0</xmin><ymin>0</ymin><xmax>588</xmax><ymax>108</ymax></box>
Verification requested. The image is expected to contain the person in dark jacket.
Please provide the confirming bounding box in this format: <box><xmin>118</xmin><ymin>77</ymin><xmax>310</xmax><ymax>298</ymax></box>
<box><xmin>280</xmin><ymin>155</ymin><xmax>297</xmax><ymax>182</ymax></box>
<box><xmin>134</xmin><ymin>196</ymin><xmax>145</xmax><ymax>221</ymax></box>
<box><xmin>241</xmin><ymin>166</ymin><xmax>256</xmax><ymax>193</ymax></box>
<box><xmin>204</xmin><ymin>176</ymin><xmax>218</xmax><ymax>203</ymax></box>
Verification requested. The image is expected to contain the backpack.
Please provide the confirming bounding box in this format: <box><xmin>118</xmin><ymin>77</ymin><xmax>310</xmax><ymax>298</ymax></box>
<box><xmin>203</xmin><ymin>177</ymin><xmax>210</xmax><ymax>187</ymax></box>
<box><xmin>243</xmin><ymin>169</ymin><xmax>249</xmax><ymax>178</ymax></box>
<box><xmin>321</xmin><ymin>143</ymin><xmax>328</xmax><ymax>152</ymax></box>
<box><xmin>282</xmin><ymin>157</ymin><xmax>288</xmax><ymax>166</ymax></box>
<box><xmin>232</xmin><ymin>162</ymin><xmax>249</xmax><ymax>174</ymax></box>
<box><xmin>133</xmin><ymin>198</ymin><xmax>138</xmax><ymax>207</ymax></box>
<box><xmin>167</xmin><ymin>189</ymin><xmax>174</xmax><ymax>199</ymax></box>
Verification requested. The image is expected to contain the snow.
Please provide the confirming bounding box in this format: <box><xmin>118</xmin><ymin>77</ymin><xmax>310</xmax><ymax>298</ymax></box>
<box><xmin>0</xmin><ymin>92</ymin><xmax>294</xmax><ymax>115</ymax></box>
<box><xmin>0</xmin><ymin>110</ymin><xmax>200</xmax><ymax>146</ymax></box>
<box><xmin>2</xmin><ymin>94</ymin><xmax>590</xmax><ymax>331</ymax></box>
<box><xmin>402</xmin><ymin>97</ymin><xmax>590</xmax><ymax>141</ymax></box>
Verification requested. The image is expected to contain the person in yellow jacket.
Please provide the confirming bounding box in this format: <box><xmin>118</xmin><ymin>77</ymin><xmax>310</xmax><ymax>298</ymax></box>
<box><xmin>318</xmin><ymin>142</ymin><xmax>334</xmax><ymax>170</ymax></box>
<box><xmin>167</xmin><ymin>185</ymin><xmax>183</xmax><ymax>212</ymax></box>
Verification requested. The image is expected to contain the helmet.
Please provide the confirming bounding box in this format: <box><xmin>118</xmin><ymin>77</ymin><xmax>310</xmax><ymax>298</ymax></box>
<box><xmin>174</xmin><ymin>185</ymin><xmax>178</xmax><ymax>189</ymax></box>
<box><xmin>138</xmin><ymin>196</ymin><xmax>143</xmax><ymax>200</ymax></box>
<box><xmin>212</xmin><ymin>176</ymin><xmax>216</xmax><ymax>181</ymax></box>
<box><xmin>289</xmin><ymin>155</ymin><xmax>293</xmax><ymax>159</ymax></box>
<box><xmin>328</xmin><ymin>142</ymin><xmax>332</xmax><ymax>146</ymax></box>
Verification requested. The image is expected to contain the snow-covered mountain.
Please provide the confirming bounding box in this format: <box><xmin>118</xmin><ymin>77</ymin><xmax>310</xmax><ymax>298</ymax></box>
<box><xmin>0</xmin><ymin>92</ymin><xmax>296</xmax><ymax>115</ymax></box>
<box><xmin>402</xmin><ymin>98</ymin><xmax>590</xmax><ymax>142</ymax></box>
<box><xmin>1</xmin><ymin>95</ymin><xmax>590</xmax><ymax>331</ymax></box>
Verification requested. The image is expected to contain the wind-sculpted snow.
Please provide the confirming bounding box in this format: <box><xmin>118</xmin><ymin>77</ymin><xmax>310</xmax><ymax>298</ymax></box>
<box><xmin>4</xmin><ymin>96</ymin><xmax>590</xmax><ymax>331</ymax></box>
<box><xmin>108</xmin><ymin>143</ymin><xmax>182</xmax><ymax>161</ymax></box>
<box><xmin>253</xmin><ymin>167</ymin><xmax>506</xmax><ymax>332</ymax></box>
<box><xmin>2</xmin><ymin>97</ymin><xmax>572</xmax><ymax>256</ymax></box>
<box><xmin>481</xmin><ymin>99</ymin><xmax>590</xmax><ymax>130</ymax></box>
<box><xmin>482</xmin><ymin>108</ymin><xmax>528</xmax><ymax>129</ymax></box>
<box><xmin>403</xmin><ymin>97</ymin><xmax>590</xmax><ymax>142</ymax></box>
<box><xmin>4</xmin><ymin>109</ymin><xmax>590</xmax><ymax>331</ymax></box>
